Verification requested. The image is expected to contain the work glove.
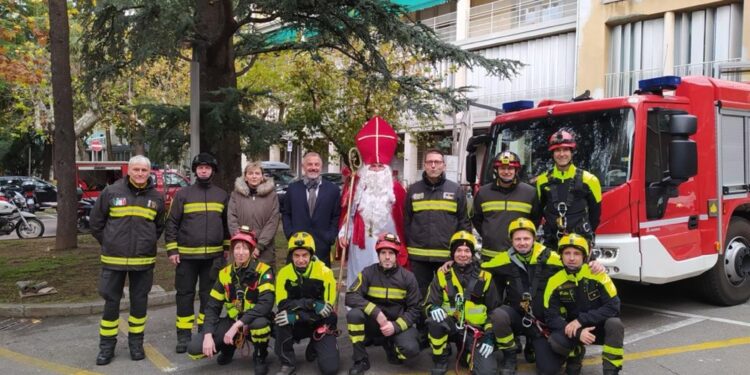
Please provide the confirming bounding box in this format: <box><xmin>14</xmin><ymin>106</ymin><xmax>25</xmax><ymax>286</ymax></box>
<box><xmin>274</xmin><ymin>310</ymin><xmax>297</xmax><ymax>327</ymax></box>
<box><xmin>429</xmin><ymin>307</ymin><xmax>447</xmax><ymax>323</ymax></box>
<box><xmin>314</xmin><ymin>301</ymin><xmax>334</xmax><ymax>318</ymax></box>
<box><xmin>478</xmin><ymin>335</ymin><xmax>494</xmax><ymax>358</ymax></box>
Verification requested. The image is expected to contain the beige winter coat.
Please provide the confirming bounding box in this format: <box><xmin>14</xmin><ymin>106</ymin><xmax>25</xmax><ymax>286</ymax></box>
<box><xmin>228</xmin><ymin>177</ymin><xmax>280</xmax><ymax>267</ymax></box>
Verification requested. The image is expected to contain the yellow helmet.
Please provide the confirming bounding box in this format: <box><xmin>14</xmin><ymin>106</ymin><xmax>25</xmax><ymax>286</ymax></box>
<box><xmin>288</xmin><ymin>232</ymin><xmax>316</xmax><ymax>255</ymax></box>
<box><xmin>450</xmin><ymin>230</ymin><xmax>478</xmax><ymax>255</ymax></box>
<box><xmin>557</xmin><ymin>233</ymin><xmax>589</xmax><ymax>259</ymax></box>
<box><xmin>508</xmin><ymin>217</ymin><xmax>536</xmax><ymax>238</ymax></box>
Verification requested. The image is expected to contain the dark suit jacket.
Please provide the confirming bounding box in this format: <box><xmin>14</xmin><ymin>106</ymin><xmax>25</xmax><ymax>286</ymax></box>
<box><xmin>282</xmin><ymin>179</ymin><xmax>341</xmax><ymax>262</ymax></box>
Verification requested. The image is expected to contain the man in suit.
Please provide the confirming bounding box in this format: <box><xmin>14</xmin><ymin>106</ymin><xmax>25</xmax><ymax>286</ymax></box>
<box><xmin>282</xmin><ymin>152</ymin><xmax>341</xmax><ymax>266</ymax></box>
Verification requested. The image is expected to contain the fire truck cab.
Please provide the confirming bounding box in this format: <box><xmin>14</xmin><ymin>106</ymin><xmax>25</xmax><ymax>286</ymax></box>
<box><xmin>466</xmin><ymin>75</ymin><xmax>750</xmax><ymax>305</ymax></box>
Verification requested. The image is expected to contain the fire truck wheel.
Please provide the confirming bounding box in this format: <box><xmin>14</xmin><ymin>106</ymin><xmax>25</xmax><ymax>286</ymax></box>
<box><xmin>700</xmin><ymin>217</ymin><xmax>750</xmax><ymax>306</ymax></box>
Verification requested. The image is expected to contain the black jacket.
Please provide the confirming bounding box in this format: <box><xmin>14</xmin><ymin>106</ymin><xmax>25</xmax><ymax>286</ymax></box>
<box><xmin>90</xmin><ymin>177</ymin><xmax>165</xmax><ymax>271</ymax></box>
<box><xmin>405</xmin><ymin>173</ymin><xmax>470</xmax><ymax>262</ymax></box>
<box><xmin>165</xmin><ymin>182</ymin><xmax>229</xmax><ymax>259</ymax></box>
<box><xmin>346</xmin><ymin>263</ymin><xmax>421</xmax><ymax>334</ymax></box>
<box><xmin>543</xmin><ymin>265</ymin><xmax>620</xmax><ymax>332</ymax></box>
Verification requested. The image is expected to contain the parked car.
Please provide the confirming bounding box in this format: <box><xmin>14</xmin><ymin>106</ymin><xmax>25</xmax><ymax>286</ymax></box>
<box><xmin>321</xmin><ymin>172</ymin><xmax>343</xmax><ymax>188</ymax></box>
<box><xmin>261</xmin><ymin>161</ymin><xmax>296</xmax><ymax>196</ymax></box>
<box><xmin>0</xmin><ymin>176</ymin><xmax>57</xmax><ymax>207</ymax></box>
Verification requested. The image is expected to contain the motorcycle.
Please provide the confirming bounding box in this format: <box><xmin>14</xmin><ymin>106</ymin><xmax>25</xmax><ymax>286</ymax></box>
<box><xmin>20</xmin><ymin>181</ymin><xmax>39</xmax><ymax>213</ymax></box>
<box><xmin>77</xmin><ymin>197</ymin><xmax>95</xmax><ymax>233</ymax></box>
<box><xmin>0</xmin><ymin>190</ymin><xmax>45</xmax><ymax>238</ymax></box>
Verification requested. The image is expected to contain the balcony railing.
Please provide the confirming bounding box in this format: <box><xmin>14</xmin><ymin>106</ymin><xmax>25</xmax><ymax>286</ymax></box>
<box><xmin>420</xmin><ymin>11</ymin><xmax>457</xmax><ymax>42</ymax></box>
<box><xmin>674</xmin><ymin>58</ymin><xmax>742</xmax><ymax>78</ymax></box>
<box><xmin>469</xmin><ymin>0</ymin><xmax>577</xmax><ymax>38</ymax></box>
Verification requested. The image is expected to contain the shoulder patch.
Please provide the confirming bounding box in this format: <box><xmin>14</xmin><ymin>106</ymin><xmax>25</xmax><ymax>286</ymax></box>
<box><xmin>111</xmin><ymin>197</ymin><xmax>127</xmax><ymax>206</ymax></box>
<box><xmin>412</xmin><ymin>192</ymin><xmax>424</xmax><ymax>200</ymax></box>
<box><xmin>443</xmin><ymin>192</ymin><xmax>455</xmax><ymax>200</ymax></box>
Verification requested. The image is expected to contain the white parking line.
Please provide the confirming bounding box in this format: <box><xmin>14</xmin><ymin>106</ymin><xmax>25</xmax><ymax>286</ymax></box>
<box><xmin>625</xmin><ymin>303</ymin><xmax>750</xmax><ymax>328</ymax></box>
<box><xmin>587</xmin><ymin>317</ymin><xmax>705</xmax><ymax>356</ymax></box>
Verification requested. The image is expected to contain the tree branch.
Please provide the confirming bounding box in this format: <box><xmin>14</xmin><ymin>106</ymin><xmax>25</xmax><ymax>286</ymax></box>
<box><xmin>235</xmin><ymin>54</ymin><xmax>258</xmax><ymax>77</ymax></box>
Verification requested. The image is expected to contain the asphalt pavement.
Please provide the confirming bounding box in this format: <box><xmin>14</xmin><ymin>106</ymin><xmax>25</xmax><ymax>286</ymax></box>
<box><xmin>1</xmin><ymin>281</ymin><xmax>750</xmax><ymax>374</ymax></box>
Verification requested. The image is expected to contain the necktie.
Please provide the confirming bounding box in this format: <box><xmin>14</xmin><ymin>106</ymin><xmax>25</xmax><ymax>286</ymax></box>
<box><xmin>308</xmin><ymin>184</ymin><xmax>317</xmax><ymax>217</ymax></box>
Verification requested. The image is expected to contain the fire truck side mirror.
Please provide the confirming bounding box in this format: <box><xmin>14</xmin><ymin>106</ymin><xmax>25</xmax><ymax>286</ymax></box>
<box><xmin>465</xmin><ymin>134</ymin><xmax>490</xmax><ymax>185</ymax></box>
<box><xmin>668</xmin><ymin>115</ymin><xmax>698</xmax><ymax>182</ymax></box>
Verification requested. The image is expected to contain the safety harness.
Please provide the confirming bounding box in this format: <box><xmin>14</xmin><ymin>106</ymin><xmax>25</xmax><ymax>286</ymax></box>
<box><xmin>543</xmin><ymin>168</ymin><xmax>592</xmax><ymax>239</ymax></box>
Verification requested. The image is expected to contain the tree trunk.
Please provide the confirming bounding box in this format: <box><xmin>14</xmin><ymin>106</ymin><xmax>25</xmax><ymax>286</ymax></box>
<box><xmin>196</xmin><ymin>0</ymin><xmax>240</xmax><ymax>192</ymax></box>
<box><xmin>48</xmin><ymin>0</ymin><xmax>77</xmax><ymax>250</ymax></box>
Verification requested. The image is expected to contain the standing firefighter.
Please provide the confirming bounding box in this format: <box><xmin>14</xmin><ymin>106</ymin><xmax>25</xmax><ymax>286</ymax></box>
<box><xmin>544</xmin><ymin>234</ymin><xmax>624</xmax><ymax>375</ymax></box>
<box><xmin>405</xmin><ymin>149</ymin><xmax>471</xmax><ymax>298</ymax></box>
<box><xmin>536</xmin><ymin>130</ymin><xmax>601</xmax><ymax>248</ymax></box>
<box><xmin>473</xmin><ymin>150</ymin><xmax>540</xmax><ymax>261</ymax></box>
<box><xmin>274</xmin><ymin>232</ymin><xmax>340</xmax><ymax>375</ymax></box>
<box><xmin>90</xmin><ymin>155</ymin><xmax>165</xmax><ymax>365</ymax></box>
<box><xmin>187</xmin><ymin>228</ymin><xmax>274</xmax><ymax>374</ymax></box>
<box><xmin>165</xmin><ymin>152</ymin><xmax>230</xmax><ymax>353</ymax></box>
<box><xmin>345</xmin><ymin>232</ymin><xmax>422</xmax><ymax>374</ymax></box>
<box><xmin>424</xmin><ymin>231</ymin><xmax>499</xmax><ymax>375</ymax></box>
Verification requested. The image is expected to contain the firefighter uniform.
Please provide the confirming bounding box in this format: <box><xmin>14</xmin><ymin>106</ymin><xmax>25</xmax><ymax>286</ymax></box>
<box><xmin>473</xmin><ymin>182</ymin><xmax>539</xmax><ymax>261</ymax></box>
<box><xmin>405</xmin><ymin>173</ymin><xmax>470</xmax><ymax>296</ymax></box>
<box><xmin>165</xmin><ymin>170</ymin><xmax>229</xmax><ymax>352</ymax></box>
<box><xmin>345</xmin><ymin>253</ymin><xmax>422</xmax><ymax>370</ymax></box>
<box><xmin>90</xmin><ymin>176</ymin><xmax>165</xmax><ymax>365</ymax></box>
<box><xmin>536</xmin><ymin>164</ymin><xmax>601</xmax><ymax>248</ymax></box>
<box><xmin>274</xmin><ymin>233</ymin><xmax>339</xmax><ymax>375</ymax></box>
<box><xmin>483</xmin><ymin>240</ymin><xmax>563</xmax><ymax>374</ymax></box>
<box><xmin>424</xmin><ymin>231</ymin><xmax>499</xmax><ymax>375</ymax></box>
<box><xmin>543</xmin><ymin>234</ymin><xmax>624</xmax><ymax>375</ymax></box>
<box><xmin>186</xmin><ymin>257</ymin><xmax>274</xmax><ymax>372</ymax></box>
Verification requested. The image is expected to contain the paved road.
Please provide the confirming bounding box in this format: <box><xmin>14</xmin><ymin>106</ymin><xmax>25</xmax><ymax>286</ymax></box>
<box><xmin>1</xmin><ymin>280</ymin><xmax>749</xmax><ymax>374</ymax></box>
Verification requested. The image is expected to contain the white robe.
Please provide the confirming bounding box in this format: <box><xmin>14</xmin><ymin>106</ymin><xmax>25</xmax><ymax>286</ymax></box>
<box><xmin>340</xmin><ymin>206</ymin><xmax>396</xmax><ymax>288</ymax></box>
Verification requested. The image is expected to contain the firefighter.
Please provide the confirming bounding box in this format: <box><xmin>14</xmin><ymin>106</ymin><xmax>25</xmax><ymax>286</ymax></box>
<box><xmin>482</xmin><ymin>218</ymin><xmax>565</xmax><ymax>375</ymax></box>
<box><xmin>543</xmin><ymin>234</ymin><xmax>624</xmax><ymax>375</ymax></box>
<box><xmin>535</xmin><ymin>130</ymin><xmax>601</xmax><ymax>248</ymax></box>
<box><xmin>473</xmin><ymin>151</ymin><xmax>540</xmax><ymax>261</ymax></box>
<box><xmin>405</xmin><ymin>148</ymin><xmax>471</xmax><ymax>298</ymax></box>
<box><xmin>274</xmin><ymin>232</ymin><xmax>339</xmax><ymax>375</ymax></box>
<box><xmin>90</xmin><ymin>155</ymin><xmax>165</xmax><ymax>365</ymax></box>
<box><xmin>187</xmin><ymin>227</ymin><xmax>274</xmax><ymax>374</ymax></box>
<box><xmin>165</xmin><ymin>152</ymin><xmax>230</xmax><ymax>353</ymax></box>
<box><xmin>345</xmin><ymin>232</ymin><xmax>422</xmax><ymax>374</ymax></box>
<box><xmin>424</xmin><ymin>231</ymin><xmax>499</xmax><ymax>375</ymax></box>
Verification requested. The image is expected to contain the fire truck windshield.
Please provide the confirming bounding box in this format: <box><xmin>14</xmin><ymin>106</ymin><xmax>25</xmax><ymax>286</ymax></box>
<box><xmin>489</xmin><ymin>107</ymin><xmax>635</xmax><ymax>191</ymax></box>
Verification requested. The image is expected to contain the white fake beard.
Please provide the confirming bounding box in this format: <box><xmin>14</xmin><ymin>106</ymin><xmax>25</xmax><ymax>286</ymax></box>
<box><xmin>354</xmin><ymin>165</ymin><xmax>395</xmax><ymax>236</ymax></box>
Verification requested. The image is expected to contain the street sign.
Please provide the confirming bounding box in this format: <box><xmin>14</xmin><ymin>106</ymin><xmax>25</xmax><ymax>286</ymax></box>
<box><xmin>90</xmin><ymin>139</ymin><xmax>103</xmax><ymax>152</ymax></box>
<box><xmin>287</xmin><ymin>140</ymin><xmax>293</xmax><ymax>152</ymax></box>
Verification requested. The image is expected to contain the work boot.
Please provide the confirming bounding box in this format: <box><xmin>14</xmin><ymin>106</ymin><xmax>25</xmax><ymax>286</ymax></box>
<box><xmin>603</xmin><ymin>360</ymin><xmax>621</xmax><ymax>375</ymax></box>
<box><xmin>216</xmin><ymin>347</ymin><xmax>235</xmax><ymax>365</ymax></box>
<box><xmin>175</xmin><ymin>329</ymin><xmax>191</xmax><ymax>353</ymax></box>
<box><xmin>253</xmin><ymin>345</ymin><xmax>270</xmax><ymax>375</ymax></box>
<box><xmin>383</xmin><ymin>340</ymin><xmax>402</xmax><ymax>365</ymax></box>
<box><xmin>275</xmin><ymin>365</ymin><xmax>296</xmax><ymax>375</ymax></box>
<box><xmin>430</xmin><ymin>355</ymin><xmax>449</xmax><ymax>375</ymax></box>
<box><xmin>305</xmin><ymin>341</ymin><xmax>317</xmax><ymax>362</ymax></box>
<box><xmin>499</xmin><ymin>349</ymin><xmax>518</xmax><ymax>375</ymax></box>
<box><xmin>95</xmin><ymin>338</ymin><xmax>116</xmax><ymax>366</ymax></box>
<box><xmin>349</xmin><ymin>358</ymin><xmax>371</xmax><ymax>375</ymax></box>
<box><xmin>565</xmin><ymin>345</ymin><xmax>585</xmax><ymax>375</ymax></box>
<box><xmin>523</xmin><ymin>340</ymin><xmax>535</xmax><ymax>363</ymax></box>
<box><xmin>128</xmin><ymin>334</ymin><xmax>145</xmax><ymax>361</ymax></box>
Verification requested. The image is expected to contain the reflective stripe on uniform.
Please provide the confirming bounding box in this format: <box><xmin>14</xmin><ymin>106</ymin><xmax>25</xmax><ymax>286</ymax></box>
<box><xmin>429</xmin><ymin>333</ymin><xmax>449</xmax><ymax>355</ymax></box>
<box><xmin>364</xmin><ymin>302</ymin><xmax>377</xmax><ymax>315</ymax></box>
<box><xmin>412</xmin><ymin>200</ymin><xmax>457</xmax><ymax>213</ymax></box>
<box><xmin>197</xmin><ymin>313</ymin><xmax>204</xmax><ymax>325</ymax></box>
<box><xmin>480</xmin><ymin>200</ymin><xmax>532</xmax><ymax>214</ymax></box>
<box><xmin>109</xmin><ymin>206</ymin><xmax>157</xmax><ymax>220</ymax></box>
<box><xmin>165</xmin><ymin>242</ymin><xmax>178</xmax><ymax>250</ymax></box>
<box><xmin>250</xmin><ymin>326</ymin><xmax>271</xmax><ymax>343</ymax></box>
<box><xmin>177</xmin><ymin>245</ymin><xmax>223</xmax><ymax>255</ymax></box>
<box><xmin>210</xmin><ymin>289</ymin><xmax>224</xmax><ymax>301</ymax></box>
<box><xmin>395</xmin><ymin>317</ymin><xmax>408</xmax><ymax>331</ymax></box>
<box><xmin>99</xmin><ymin>319</ymin><xmax>118</xmax><ymax>337</ymax></box>
<box><xmin>496</xmin><ymin>332</ymin><xmax>515</xmax><ymax>350</ymax></box>
<box><xmin>183</xmin><ymin>202</ymin><xmax>225</xmax><ymax>214</ymax></box>
<box><xmin>481</xmin><ymin>248</ymin><xmax>502</xmax><ymax>259</ymax></box>
<box><xmin>348</xmin><ymin>323</ymin><xmax>365</xmax><ymax>344</ymax></box>
<box><xmin>603</xmin><ymin>345</ymin><xmax>624</xmax><ymax>367</ymax></box>
<box><xmin>128</xmin><ymin>315</ymin><xmax>147</xmax><ymax>334</ymax></box>
<box><xmin>407</xmin><ymin>247</ymin><xmax>450</xmax><ymax>259</ymax></box>
<box><xmin>101</xmin><ymin>255</ymin><xmax>156</xmax><ymax>266</ymax></box>
<box><xmin>366</xmin><ymin>287</ymin><xmax>407</xmax><ymax>300</ymax></box>
<box><xmin>176</xmin><ymin>315</ymin><xmax>194</xmax><ymax>330</ymax></box>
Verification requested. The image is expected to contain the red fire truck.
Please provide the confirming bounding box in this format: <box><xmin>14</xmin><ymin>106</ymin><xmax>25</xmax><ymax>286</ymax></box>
<box><xmin>466</xmin><ymin>75</ymin><xmax>750</xmax><ymax>305</ymax></box>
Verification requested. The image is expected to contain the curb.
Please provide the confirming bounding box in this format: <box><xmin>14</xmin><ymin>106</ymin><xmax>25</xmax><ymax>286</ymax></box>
<box><xmin>0</xmin><ymin>291</ymin><xmax>176</xmax><ymax>318</ymax></box>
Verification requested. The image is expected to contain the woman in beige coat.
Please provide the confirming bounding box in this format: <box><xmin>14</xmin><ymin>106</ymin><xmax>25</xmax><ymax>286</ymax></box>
<box><xmin>228</xmin><ymin>162</ymin><xmax>280</xmax><ymax>267</ymax></box>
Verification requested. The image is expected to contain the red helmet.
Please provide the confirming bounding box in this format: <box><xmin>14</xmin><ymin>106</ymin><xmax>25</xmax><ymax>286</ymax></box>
<box><xmin>230</xmin><ymin>226</ymin><xmax>257</xmax><ymax>249</ymax></box>
<box><xmin>493</xmin><ymin>151</ymin><xmax>522</xmax><ymax>169</ymax></box>
<box><xmin>375</xmin><ymin>232</ymin><xmax>401</xmax><ymax>254</ymax></box>
<box><xmin>548</xmin><ymin>130</ymin><xmax>576</xmax><ymax>151</ymax></box>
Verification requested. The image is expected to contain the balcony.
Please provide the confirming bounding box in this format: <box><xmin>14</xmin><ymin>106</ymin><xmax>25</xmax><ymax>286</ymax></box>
<box><xmin>468</xmin><ymin>0</ymin><xmax>577</xmax><ymax>38</ymax></box>
<box><xmin>419</xmin><ymin>11</ymin><xmax>457</xmax><ymax>42</ymax></box>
